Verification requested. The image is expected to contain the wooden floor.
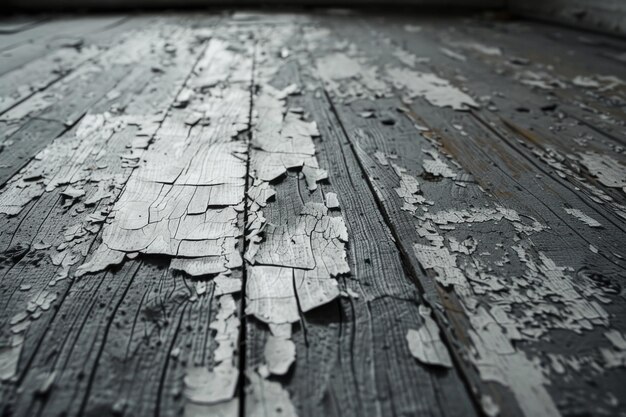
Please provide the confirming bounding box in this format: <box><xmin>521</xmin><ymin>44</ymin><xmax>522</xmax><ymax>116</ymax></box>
<box><xmin>0</xmin><ymin>9</ymin><xmax>625</xmax><ymax>417</ymax></box>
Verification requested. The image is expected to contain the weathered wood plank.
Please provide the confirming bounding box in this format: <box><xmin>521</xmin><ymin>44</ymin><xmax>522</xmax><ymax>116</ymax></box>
<box><xmin>0</xmin><ymin>18</ymin><xmax>223</xmax><ymax>417</ymax></box>
<box><xmin>302</xmin><ymin>13</ymin><xmax>626</xmax><ymax>417</ymax></box>
<box><xmin>0</xmin><ymin>10</ymin><xmax>624</xmax><ymax>417</ymax></box>
<box><xmin>0</xmin><ymin>17</ymin><xmax>45</xmax><ymax>34</ymax></box>
<box><xmin>415</xmin><ymin>16</ymin><xmax>626</xmax><ymax>148</ymax></box>
<box><xmin>509</xmin><ymin>0</ymin><xmax>626</xmax><ymax>37</ymax></box>
<box><xmin>0</xmin><ymin>15</ymin><xmax>125</xmax><ymax>52</ymax></box>
<box><xmin>0</xmin><ymin>16</ymin><xmax>163</xmax><ymax>118</ymax></box>
<box><xmin>0</xmin><ymin>17</ymin><xmax>211</xmax><ymax>188</ymax></box>
<box><xmin>241</xmin><ymin>19</ymin><xmax>478</xmax><ymax>417</ymax></box>
<box><xmin>78</xmin><ymin>29</ymin><xmax>253</xmax><ymax>417</ymax></box>
<box><xmin>364</xmin><ymin>14</ymin><xmax>626</xmax><ymax>212</ymax></box>
<box><xmin>0</xmin><ymin>15</ymin><xmax>129</xmax><ymax>77</ymax></box>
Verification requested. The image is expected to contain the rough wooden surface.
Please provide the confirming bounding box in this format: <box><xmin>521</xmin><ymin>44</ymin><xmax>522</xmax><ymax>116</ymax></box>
<box><xmin>509</xmin><ymin>0</ymin><xmax>626</xmax><ymax>37</ymax></box>
<box><xmin>0</xmin><ymin>11</ymin><xmax>625</xmax><ymax>417</ymax></box>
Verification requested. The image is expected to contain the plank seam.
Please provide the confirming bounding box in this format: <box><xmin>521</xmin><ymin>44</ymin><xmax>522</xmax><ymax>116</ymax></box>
<box><xmin>318</xmin><ymin>86</ymin><xmax>485</xmax><ymax>417</ymax></box>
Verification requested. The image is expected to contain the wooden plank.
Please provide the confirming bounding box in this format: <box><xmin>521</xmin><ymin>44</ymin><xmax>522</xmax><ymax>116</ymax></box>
<box><xmin>303</xmin><ymin>13</ymin><xmax>626</xmax><ymax>417</ymax></box>
<box><xmin>242</xmin><ymin>19</ymin><xmax>478</xmax><ymax>417</ymax></box>
<box><xmin>368</xmin><ymin>15</ymin><xmax>626</xmax><ymax>208</ymax></box>
<box><xmin>417</xmin><ymin>16</ymin><xmax>626</xmax><ymax>148</ymax></box>
<box><xmin>508</xmin><ymin>0</ymin><xmax>626</xmax><ymax>37</ymax></box>
<box><xmin>0</xmin><ymin>11</ymin><xmax>624</xmax><ymax>417</ymax></box>
<box><xmin>0</xmin><ymin>16</ymin><xmax>202</xmax><ymax>188</ymax></box>
<box><xmin>77</xmin><ymin>30</ymin><xmax>252</xmax><ymax>417</ymax></box>
<box><xmin>0</xmin><ymin>15</ymin><xmax>126</xmax><ymax>52</ymax></box>
<box><xmin>0</xmin><ymin>17</ymin><xmax>45</xmax><ymax>34</ymax></box>
<box><xmin>6</xmin><ymin>0</ymin><xmax>504</xmax><ymax>11</ymax></box>
<box><xmin>0</xmin><ymin>18</ymin><xmax>223</xmax><ymax>417</ymax></box>
<box><xmin>0</xmin><ymin>16</ymin><xmax>163</xmax><ymax>120</ymax></box>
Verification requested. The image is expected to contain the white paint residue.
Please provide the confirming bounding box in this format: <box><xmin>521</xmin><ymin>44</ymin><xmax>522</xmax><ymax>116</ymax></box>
<box><xmin>422</xmin><ymin>149</ymin><xmax>457</xmax><ymax>179</ymax></box>
<box><xmin>316</xmin><ymin>53</ymin><xmax>388</xmax><ymax>100</ymax></box>
<box><xmin>0</xmin><ymin>114</ymin><xmax>143</xmax><ymax>215</ymax></box>
<box><xmin>395</xmin><ymin>172</ymin><xmax>425</xmax><ymax>213</ymax></box>
<box><xmin>245</xmin><ymin>35</ymin><xmax>350</xmax><ymax>327</ymax></box>
<box><xmin>406</xmin><ymin>305</ymin><xmax>453</xmax><ymax>368</ymax></box>
<box><xmin>451</xmin><ymin>41</ymin><xmax>502</xmax><ymax>56</ymax></box>
<box><xmin>579</xmin><ymin>152</ymin><xmax>626</xmax><ymax>190</ymax></box>
<box><xmin>325</xmin><ymin>192</ymin><xmax>340</xmax><ymax>209</ymax></box>
<box><xmin>387</xmin><ymin>67</ymin><xmax>478</xmax><ymax>111</ymax></box>
<box><xmin>264</xmin><ymin>336</ymin><xmax>296</xmax><ymax>375</ymax></box>
<box><xmin>184</xmin><ymin>294</ymin><xmax>240</xmax><ymax>414</ymax></box>
<box><xmin>469</xmin><ymin>307</ymin><xmax>561</xmax><ymax>417</ymax></box>
<box><xmin>440</xmin><ymin>47</ymin><xmax>466</xmax><ymax>62</ymax></box>
<box><xmin>404</xmin><ymin>24</ymin><xmax>422</xmax><ymax>33</ymax></box>
<box><xmin>246</xmin><ymin>202</ymin><xmax>347</xmax><ymax>324</ymax></box>
<box><xmin>245</xmin><ymin>371</ymin><xmax>297</xmax><ymax>417</ymax></box>
<box><xmin>564</xmin><ymin>207</ymin><xmax>602</xmax><ymax>228</ymax></box>
<box><xmin>572</xmin><ymin>75</ymin><xmax>623</xmax><ymax>91</ymax></box>
<box><xmin>605</xmin><ymin>330</ymin><xmax>626</xmax><ymax>350</ymax></box>
<box><xmin>481</xmin><ymin>395</ymin><xmax>500</xmax><ymax>417</ymax></box>
<box><xmin>393</xmin><ymin>48</ymin><xmax>430</xmax><ymax>67</ymax></box>
<box><xmin>81</xmin><ymin>38</ymin><xmax>252</xmax><ymax>276</ymax></box>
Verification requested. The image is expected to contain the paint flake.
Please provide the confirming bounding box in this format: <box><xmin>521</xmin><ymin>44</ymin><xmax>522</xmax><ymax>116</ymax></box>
<box><xmin>406</xmin><ymin>305</ymin><xmax>452</xmax><ymax>368</ymax></box>
<box><xmin>264</xmin><ymin>335</ymin><xmax>296</xmax><ymax>375</ymax></box>
<box><xmin>325</xmin><ymin>192</ymin><xmax>340</xmax><ymax>209</ymax></box>
<box><xmin>579</xmin><ymin>152</ymin><xmax>626</xmax><ymax>190</ymax></box>
<box><xmin>387</xmin><ymin>67</ymin><xmax>478</xmax><ymax>111</ymax></box>
<box><xmin>422</xmin><ymin>149</ymin><xmax>457</xmax><ymax>179</ymax></box>
<box><xmin>564</xmin><ymin>207</ymin><xmax>602</xmax><ymax>228</ymax></box>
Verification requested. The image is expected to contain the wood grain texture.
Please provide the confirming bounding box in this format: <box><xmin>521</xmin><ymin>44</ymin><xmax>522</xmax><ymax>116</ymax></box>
<box><xmin>0</xmin><ymin>10</ymin><xmax>624</xmax><ymax>417</ymax></box>
<box><xmin>0</xmin><ymin>15</ymin><xmax>224</xmax><ymax>417</ymax></box>
<box><xmin>303</xmin><ymin>12</ymin><xmax>626</xmax><ymax>417</ymax></box>
<box><xmin>241</xmin><ymin>19</ymin><xmax>478</xmax><ymax>417</ymax></box>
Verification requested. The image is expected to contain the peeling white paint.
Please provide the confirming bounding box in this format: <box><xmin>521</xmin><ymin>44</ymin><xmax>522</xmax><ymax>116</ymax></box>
<box><xmin>422</xmin><ymin>149</ymin><xmax>457</xmax><ymax>179</ymax></box>
<box><xmin>80</xmin><ymin>37</ymin><xmax>252</xmax><ymax>277</ymax></box>
<box><xmin>315</xmin><ymin>53</ymin><xmax>388</xmax><ymax>100</ymax></box>
<box><xmin>387</xmin><ymin>67</ymin><xmax>478</xmax><ymax>111</ymax></box>
<box><xmin>440</xmin><ymin>47</ymin><xmax>467</xmax><ymax>62</ymax></box>
<box><xmin>184</xmin><ymin>294</ymin><xmax>240</xmax><ymax>415</ymax></box>
<box><xmin>564</xmin><ymin>207</ymin><xmax>602</xmax><ymax>228</ymax></box>
<box><xmin>264</xmin><ymin>335</ymin><xmax>296</xmax><ymax>375</ymax></box>
<box><xmin>245</xmin><ymin>370</ymin><xmax>297</xmax><ymax>417</ymax></box>
<box><xmin>450</xmin><ymin>41</ymin><xmax>502</xmax><ymax>57</ymax></box>
<box><xmin>393</xmin><ymin>167</ymin><xmax>426</xmax><ymax>213</ymax></box>
<box><xmin>579</xmin><ymin>152</ymin><xmax>626</xmax><ymax>191</ymax></box>
<box><xmin>406</xmin><ymin>305</ymin><xmax>452</xmax><ymax>368</ymax></box>
<box><xmin>245</xmin><ymin>40</ymin><xmax>350</xmax><ymax>327</ymax></box>
<box><xmin>325</xmin><ymin>192</ymin><xmax>340</xmax><ymax>209</ymax></box>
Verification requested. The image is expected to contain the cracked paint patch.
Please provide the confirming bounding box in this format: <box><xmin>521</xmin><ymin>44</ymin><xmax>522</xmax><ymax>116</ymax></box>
<box><xmin>0</xmin><ymin>114</ymin><xmax>159</xmax><ymax>216</ymax></box>
<box><xmin>315</xmin><ymin>53</ymin><xmax>388</xmax><ymax>101</ymax></box>
<box><xmin>241</xmin><ymin>24</ymin><xmax>352</xmax><ymax>412</ymax></box>
<box><xmin>81</xmin><ymin>36</ymin><xmax>252</xmax><ymax>277</ymax></box>
<box><xmin>406</xmin><ymin>305</ymin><xmax>452</xmax><ymax>368</ymax></box>
<box><xmin>245</xmin><ymin>41</ymin><xmax>350</xmax><ymax>327</ymax></box>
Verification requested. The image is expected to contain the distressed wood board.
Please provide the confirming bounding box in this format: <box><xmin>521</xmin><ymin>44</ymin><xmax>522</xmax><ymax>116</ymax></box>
<box><xmin>0</xmin><ymin>10</ymin><xmax>625</xmax><ymax>417</ymax></box>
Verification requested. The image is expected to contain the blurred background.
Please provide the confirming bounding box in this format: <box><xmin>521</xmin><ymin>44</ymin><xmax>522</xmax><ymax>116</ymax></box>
<box><xmin>1</xmin><ymin>1</ymin><xmax>624</xmax><ymax>37</ymax></box>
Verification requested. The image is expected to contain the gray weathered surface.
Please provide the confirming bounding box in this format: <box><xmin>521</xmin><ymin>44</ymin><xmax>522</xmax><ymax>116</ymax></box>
<box><xmin>0</xmin><ymin>10</ymin><xmax>625</xmax><ymax>417</ymax></box>
<box><xmin>509</xmin><ymin>0</ymin><xmax>626</xmax><ymax>36</ymax></box>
